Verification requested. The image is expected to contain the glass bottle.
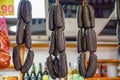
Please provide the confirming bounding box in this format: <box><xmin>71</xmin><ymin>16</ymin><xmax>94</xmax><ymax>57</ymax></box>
<box><xmin>72</xmin><ymin>63</ymin><xmax>79</xmax><ymax>80</ymax></box>
<box><xmin>37</xmin><ymin>63</ymin><xmax>42</xmax><ymax>80</ymax></box>
<box><xmin>30</xmin><ymin>63</ymin><xmax>37</xmax><ymax>80</ymax></box>
<box><xmin>23</xmin><ymin>71</ymin><xmax>30</xmax><ymax>80</ymax></box>
<box><xmin>67</xmin><ymin>62</ymin><xmax>73</xmax><ymax>80</ymax></box>
<box><xmin>42</xmin><ymin>62</ymin><xmax>49</xmax><ymax>80</ymax></box>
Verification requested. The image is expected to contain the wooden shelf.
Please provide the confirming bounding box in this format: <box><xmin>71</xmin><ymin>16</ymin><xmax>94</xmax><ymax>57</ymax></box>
<box><xmin>10</xmin><ymin>43</ymin><xmax>118</xmax><ymax>48</ymax></box>
<box><xmin>8</xmin><ymin>64</ymin><xmax>14</xmax><ymax>68</ymax></box>
<box><xmin>98</xmin><ymin>59</ymin><xmax>119</xmax><ymax>64</ymax></box>
<box><xmin>85</xmin><ymin>77</ymin><xmax>120</xmax><ymax>80</ymax></box>
<box><xmin>10</xmin><ymin>43</ymin><xmax>17</xmax><ymax>47</ymax></box>
<box><xmin>87</xmin><ymin>59</ymin><xmax>119</xmax><ymax>64</ymax></box>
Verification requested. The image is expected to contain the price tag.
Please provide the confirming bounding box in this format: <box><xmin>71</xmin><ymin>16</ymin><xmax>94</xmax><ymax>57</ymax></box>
<box><xmin>0</xmin><ymin>0</ymin><xmax>14</xmax><ymax>16</ymax></box>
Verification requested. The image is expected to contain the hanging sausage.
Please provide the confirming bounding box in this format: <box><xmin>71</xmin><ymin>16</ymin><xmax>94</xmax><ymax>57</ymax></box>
<box><xmin>77</xmin><ymin>0</ymin><xmax>97</xmax><ymax>78</ymax></box>
<box><xmin>47</xmin><ymin>0</ymin><xmax>68</xmax><ymax>79</ymax></box>
<box><xmin>13</xmin><ymin>0</ymin><xmax>34</xmax><ymax>73</ymax></box>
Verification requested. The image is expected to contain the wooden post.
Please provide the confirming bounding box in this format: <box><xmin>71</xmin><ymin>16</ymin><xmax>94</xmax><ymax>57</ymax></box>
<box><xmin>20</xmin><ymin>45</ymin><xmax>25</xmax><ymax>80</ymax></box>
<box><xmin>84</xmin><ymin>52</ymin><xmax>88</xmax><ymax>69</ymax></box>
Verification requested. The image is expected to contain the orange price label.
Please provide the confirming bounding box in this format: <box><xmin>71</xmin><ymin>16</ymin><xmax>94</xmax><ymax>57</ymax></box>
<box><xmin>0</xmin><ymin>0</ymin><xmax>14</xmax><ymax>16</ymax></box>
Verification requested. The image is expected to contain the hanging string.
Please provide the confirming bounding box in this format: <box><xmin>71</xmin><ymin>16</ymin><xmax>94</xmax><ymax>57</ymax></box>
<box><xmin>82</xmin><ymin>0</ymin><xmax>88</xmax><ymax>5</ymax></box>
<box><xmin>55</xmin><ymin>0</ymin><xmax>60</xmax><ymax>5</ymax></box>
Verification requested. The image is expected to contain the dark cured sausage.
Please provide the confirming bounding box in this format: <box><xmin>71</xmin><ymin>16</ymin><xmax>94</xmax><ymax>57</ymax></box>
<box><xmin>87</xmin><ymin>5</ymin><xmax>95</xmax><ymax>28</ymax></box>
<box><xmin>17</xmin><ymin>0</ymin><xmax>24</xmax><ymax>19</ymax></box>
<box><xmin>82</xmin><ymin>29</ymin><xmax>88</xmax><ymax>51</ymax></box>
<box><xmin>77</xmin><ymin>6</ymin><xmax>83</xmax><ymax>28</ymax></box>
<box><xmin>54</xmin><ymin>5</ymin><xmax>62</xmax><ymax>28</ymax></box>
<box><xmin>86</xmin><ymin>28</ymin><xmax>97</xmax><ymax>52</ymax></box>
<box><xmin>78</xmin><ymin>53</ymin><xmax>86</xmax><ymax>77</ymax></box>
<box><xmin>13</xmin><ymin>46</ymin><xmax>22</xmax><ymax>70</ymax></box>
<box><xmin>77</xmin><ymin>29</ymin><xmax>83</xmax><ymax>53</ymax></box>
<box><xmin>47</xmin><ymin>55</ymin><xmax>56</xmax><ymax>79</ymax></box>
<box><xmin>49</xmin><ymin>6</ymin><xmax>55</xmax><ymax>31</ymax></box>
<box><xmin>20</xmin><ymin>50</ymin><xmax>34</xmax><ymax>73</ymax></box>
<box><xmin>83</xmin><ymin>5</ymin><xmax>91</xmax><ymax>28</ymax></box>
<box><xmin>21</xmin><ymin>0</ymin><xmax>32</xmax><ymax>23</ymax></box>
<box><xmin>53</xmin><ymin>56</ymin><xmax>60</xmax><ymax>77</ymax></box>
<box><xmin>52</xmin><ymin>32</ymin><xmax>59</xmax><ymax>56</ymax></box>
<box><xmin>49</xmin><ymin>31</ymin><xmax>55</xmax><ymax>54</ymax></box>
<box><xmin>16</xmin><ymin>18</ymin><xmax>25</xmax><ymax>45</ymax></box>
<box><xmin>59</xmin><ymin>51</ymin><xmax>68</xmax><ymax>77</ymax></box>
<box><xmin>61</xmin><ymin>6</ymin><xmax>65</xmax><ymax>31</ymax></box>
<box><xmin>24</xmin><ymin>24</ymin><xmax>32</xmax><ymax>49</ymax></box>
<box><xmin>77</xmin><ymin>29</ymin><xmax>87</xmax><ymax>52</ymax></box>
<box><xmin>85</xmin><ymin>53</ymin><xmax>97</xmax><ymax>78</ymax></box>
<box><xmin>56</xmin><ymin>29</ymin><xmax>65</xmax><ymax>52</ymax></box>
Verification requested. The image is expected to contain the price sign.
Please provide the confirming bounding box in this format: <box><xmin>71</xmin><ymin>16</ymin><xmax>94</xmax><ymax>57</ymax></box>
<box><xmin>0</xmin><ymin>0</ymin><xmax>14</xmax><ymax>16</ymax></box>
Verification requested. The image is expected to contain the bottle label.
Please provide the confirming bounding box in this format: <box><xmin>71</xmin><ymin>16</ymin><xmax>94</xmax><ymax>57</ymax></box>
<box><xmin>24</xmin><ymin>77</ymin><xmax>29</xmax><ymax>80</ymax></box>
<box><xmin>37</xmin><ymin>77</ymin><xmax>42</xmax><ymax>80</ymax></box>
<box><xmin>73</xmin><ymin>74</ymin><xmax>79</xmax><ymax>80</ymax></box>
<box><xmin>37</xmin><ymin>74</ymin><xmax>42</xmax><ymax>80</ymax></box>
<box><xmin>31</xmin><ymin>77</ymin><xmax>36</xmax><ymax>80</ymax></box>
<box><xmin>42</xmin><ymin>75</ymin><xmax>49</xmax><ymax>80</ymax></box>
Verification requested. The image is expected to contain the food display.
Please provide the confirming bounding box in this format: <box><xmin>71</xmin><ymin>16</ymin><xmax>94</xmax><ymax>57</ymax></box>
<box><xmin>47</xmin><ymin>0</ymin><xmax>68</xmax><ymax>79</ymax></box>
<box><xmin>0</xmin><ymin>17</ymin><xmax>11</xmax><ymax>69</ymax></box>
<box><xmin>77</xmin><ymin>0</ymin><xmax>97</xmax><ymax>78</ymax></box>
<box><xmin>13</xmin><ymin>0</ymin><xmax>34</xmax><ymax>73</ymax></box>
<box><xmin>0</xmin><ymin>0</ymin><xmax>119</xmax><ymax>80</ymax></box>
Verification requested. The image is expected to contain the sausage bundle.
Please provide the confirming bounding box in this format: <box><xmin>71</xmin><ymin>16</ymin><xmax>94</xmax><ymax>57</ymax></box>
<box><xmin>13</xmin><ymin>0</ymin><xmax>34</xmax><ymax>73</ymax></box>
<box><xmin>47</xmin><ymin>1</ymin><xmax>68</xmax><ymax>79</ymax></box>
<box><xmin>115</xmin><ymin>0</ymin><xmax>120</xmax><ymax>62</ymax></box>
<box><xmin>77</xmin><ymin>1</ymin><xmax>97</xmax><ymax>78</ymax></box>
